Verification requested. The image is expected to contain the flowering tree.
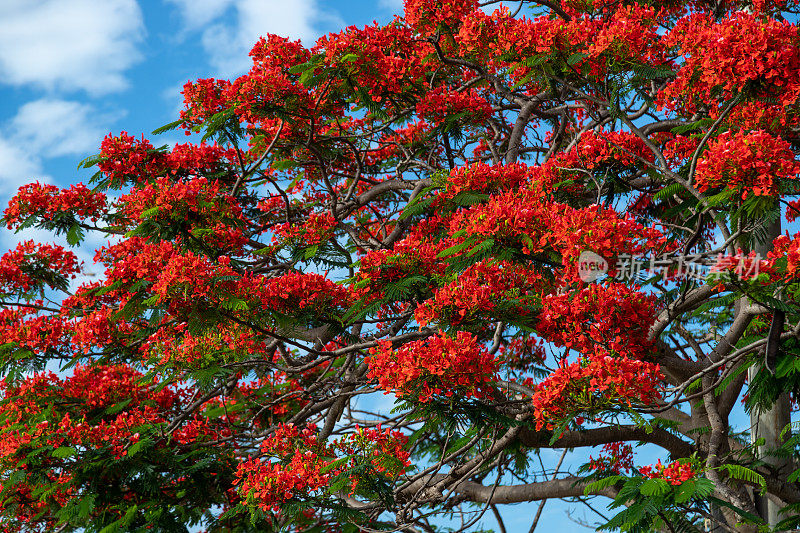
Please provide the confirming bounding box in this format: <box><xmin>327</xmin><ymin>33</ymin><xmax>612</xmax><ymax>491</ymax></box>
<box><xmin>3</xmin><ymin>0</ymin><xmax>800</xmax><ymax>531</ymax></box>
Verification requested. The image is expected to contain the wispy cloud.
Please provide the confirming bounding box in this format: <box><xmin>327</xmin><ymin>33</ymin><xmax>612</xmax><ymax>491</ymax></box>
<box><xmin>379</xmin><ymin>0</ymin><xmax>404</xmax><ymax>14</ymax></box>
<box><xmin>9</xmin><ymin>99</ymin><xmax>119</xmax><ymax>157</ymax></box>
<box><xmin>0</xmin><ymin>97</ymin><xmax>117</xmax><ymax>202</ymax></box>
<box><xmin>0</xmin><ymin>0</ymin><xmax>145</xmax><ymax>95</ymax></box>
<box><xmin>167</xmin><ymin>0</ymin><xmax>343</xmax><ymax>77</ymax></box>
<box><xmin>0</xmin><ymin>136</ymin><xmax>47</xmax><ymax>198</ymax></box>
<box><xmin>165</xmin><ymin>0</ymin><xmax>234</xmax><ymax>30</ymax></box>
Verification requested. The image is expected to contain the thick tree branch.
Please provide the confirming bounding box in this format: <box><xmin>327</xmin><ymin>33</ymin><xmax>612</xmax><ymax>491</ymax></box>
<box><xmin>518</xmin><ymin>426</ymin><xmax>694</xmax><ymax>459</ymax></box>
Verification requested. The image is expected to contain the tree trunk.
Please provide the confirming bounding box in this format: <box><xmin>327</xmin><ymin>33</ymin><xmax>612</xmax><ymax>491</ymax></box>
<box><xmin>751</xmin><ymin>216</ymin><xmax>791</xmax><ymax>526</ymax></box>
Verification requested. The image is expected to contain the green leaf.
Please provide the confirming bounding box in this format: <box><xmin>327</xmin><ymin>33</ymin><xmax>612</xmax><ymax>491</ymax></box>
<box><xmin>220</xmin><ymin>297</ymin><xmax>249</xmax><ymax>312</ymax></box>
<box><xmin>288</xmin><ymin>54</ymin><xmax>323</xmax><ymax>75</ymax></box>
<box><xmin>584</xmin><ymin>475</ymin><xmax>626</xmax><ymax>496</ymax></box>
<box><xmin>567</xmin><ymin>52</ymin><xmax>588</xmax><ymax>65</ymax></box>
<box><xmin>152</xmin><ymin>118</ymin><xmax>184</xmax><ymax>135</ymax></box>
<box><xmin>629</xmin><ymin>62</ymin><xmax>676</xmax><ymax>80</ymax></box>
<box><xmin>466</xmin><ymin>237</ymin><xmax>494</xmax><ymax>257</ymax></box>
<box><xmin>639</xmin><ymin>478</ymin><xmax>670</xmax><ymax>496</ymax></box>
<box><xmin>142</xmin><ymin>294</ymin><xmax>161</xmax><ymax>307</ymax></box>
<box><xmin>66</xmin><ymin>224</ymin><xmax>84</xmax><ymax>246</ymax></box>
<box><xmin>77</xmin><ymin>494</ymin><xmax>96</xmax><ymax>520</ymax></box>
<box><xmin>320</xmin><ymin>457</ymin><xmax>350</xmax><ymax>475</ymax></box>
<box><xmin>692</xmin><ymin>478</ymin><xmax>715</xmax><ymax>499</ymax></box>
<box><xmin>299</xmin><ymin>68</ymin><xmax>318</xmax><ymax>87</ymax></box>
<box><xmin>77</xmin><ymin>153</ymin><xmax>102</xmax><ymax>170</ymax></box>
<box><xmin>653</xmin><ymin>182</ymin><xmax>683</xmax><ymax>201</ymax></box>
<box><xmin>140</xmin><ymin>206</ymin><xmax>160</xmax><ymax>219</ymax></box>
<box><xmin>703</xmin><ymin>188</ymin><xmax>737</xmax><ymax>208</ymax></box>
<box><xmin>127</xmin><ymin>438</ymin><xmax>150</xmax><ymax>457</ymax></box>
<box><xmin>673</xmin><ymin>479</ymin><xmax>696</xmax><ymax>503</ymax></box>
<box><xmin>671</xmin><ymin>118</ymin><xmax>714</xmax><ymax>134</ymax></box>
<box><xmin>399</xmin><ymin>196</ymin><xmax>434</xmax><ymax>221</ymax></box>
<box><xmin>272</xmin><ymin>159</ymin><xmax>300</xmax><ymax>171</ymax></box>
<box><xmin>720</xmin><ymin>464</ymin><xmax>766</xmax><ymax>494</ymax></box>
<box><xmin>436</xmin><ymin>239</ymin><xmax>474</xmax><ymax>259</ymax></box>
<box><xmin>52</xmin><ymin>446</ymin><xmax>77</xmax><ymax>459</ymax></box>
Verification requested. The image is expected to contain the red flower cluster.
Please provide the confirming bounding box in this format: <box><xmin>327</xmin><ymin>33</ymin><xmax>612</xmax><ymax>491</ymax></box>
<box><xmin>165</xmin><ymin>142</ymin><xmax>235</xmax><ymax>175</ymax></box>
<box><xmin>0</xmin><ymin>470</ymin><xmax>72</xmax><ymax>532</ymax></box>
<box><xmin>415</xmin><ymin>86</ymin><xmax>493</xmax><ymax>124</ymax></box>
<box><xmin>120</xmin><ymin>177</ymin><xmax>238</xmax><ymax>221</ymax></box>
<box><xmin>61</xmin><ymin>364</ymin><xmax>172</xmax><ymax>411</ymax></box>
<box><xmin>118</xmin><ymin>176</ymin><xmax>246</xmax><ymax>247</ymax></box>
<box><xmin>0</xmin><ymin>369</ymin><xmax>240</xmax><ymax>533</ymax></box>
<box><xmin>0</xmin><ymin>308</ymin><xmax>68</xmax><ymax>357</ymax></box>
<box><xmin>227</xmin><ymin>35</ymin><xmax>314</xmax><ymax>129</ymax></box>
<box><xmin>435</xmin><ymin>162</ymin><xmax>531</xmax><ymax>204</ymax></box>
<box><xmin>354</xmin><ymin>217</ymin><xmax>451</xmax><ymax>300</ymax></box>
<box><xmin>640</xmin><ymin>459</ymin><xmax>697</xmax><ymax>485</ymax></box>
<box><xmin>235</xmin><ymin>423</ymin><xmax>409</xmax><ymax>512</ymax></box>
<box><xmin>473</xmin><ymin>10</ymin><xmax>571</xmax><ymax>59</ymax></box>
<box><xmin>0</xmin><ymin>364</ymin><xmax>214</xmax><ymax>467</ymax></box>
<box><xmin>414</xmin><ymin>260</ymin><xmax>543</xmax><ymax>326</ymax></box>
<box><xmin>0</xmin><ymin>241</ymin><xmax>80</xmax><ymax>296</ymax></box>
<box><xmin>149</xmin><ymin>249</ymin><xmax>234</xmax><ymax>304</ymax></box>
<box><xmin>366</xmin><ymin>330</ymin><xmax>497</xmax><ymax>402</ymax></box>
<box><xmin>141</xmin><ymin>320</ymin><xmax>275</xmax><ymax>366</ymax></box>
<box><xmin>663</xmin><ymin>12</ymin><xmax>800</xmax><ymax>110</ymax></box>
<box><xmin>99</xmin><ymin>132</ymin><xmax>234</xmax><ymax>188</ymax></box>
<box><xmin>97</xmin><ymin>132</ymin><xmax>160</xmax><ymax>187</ymax></box>
<box><xmin>273</xmin><ymin>211</ymin><xmax>338</xmax><ymax>247</ymax></box>
<box><xmin>337</xmin><ymin>425</ymin><xmax>411</xmax><ymax>493</ymax></box>
<box><xmin>94</xmin><ymin>238</ymin><xmax>238</xmax><ymax>306</ymax></box>
<box><xmin>694</xmin><ymin>129</ymin><xmax>799</xmax><ymax>198</ymax></box>
<box><xmin>537</xmin><ymin>283</ymin><xmax>657</xmax><ymax>360</ymax></box>
<box><xmin>404</xmin><ymin>0</ymin><xmax>479</xmax><ymax>34</ymax></box>
<box><xmin>531</xmin><ymin>353</ymin><xmax>664</xmax><ymax>430</ymax></box>
<box><xmin>235</xmin><ymin>426</ymin><xmax>331</xmax><ymax>510</ymax></box>
<box><xmin>250</xmin><ymin>271</ymin><xmax>353</xmax><ymax>316</ymax></box>
<box><xmin>446</xmin><ymin>188</ymin><xmax>666</xmax><ymax>282</ymax></box>
<box><xmin>4</xmin><ymin>182</ymin><xmax>106</xmax><ymax>230</ymax></box>
<box><xmin>316</xmin><ymin>23</ymin><xmax>425</xmax><ymax>107</ymax></box>
<box><xmin>588</xmin><ymin>442</ymin><xmax>635</xmax><ymax>474</ymax></box>
<box><xmin>459</xmin><ymin>5</ymin><xmax>666</xmax><ymax>84</ymax></box>
<box><xmin>708</xmin><ymin>251</ymin><xmax>771</xmax><ymax>281</ymax></box>
<box><xmin>659</xmin><ymin>133</ymin><xmax>701</xmax><ymax>164</ymax></box>
<box><xmin>181</xmin><ymin>78</ymin><xmax>232</xmax><ymax>129</ymax></box>
<box><xmin>588</xmin><ymin>4</ymin><xmax>663</xmax><ymax>62</ymax></box>
<box><xmin>766</xmin><ymin>233</ymin><xmax>800</xmax><ymax>279</ymax></box>
<box><xmin>570</xmin><ymin>130</ymin><xmax>653</xmax><ymax>170</ymax></box>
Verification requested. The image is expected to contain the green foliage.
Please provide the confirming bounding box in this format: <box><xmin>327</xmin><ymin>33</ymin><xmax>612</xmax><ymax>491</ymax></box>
<box><xmin>747</xmin><ymin>339</ymin><xmax>800</xmax><ymax>412</ymax></box>
<box><xmin>592</xmin><ymin>475</ymin><xmax>715</xmax><ymax>533</ymax></box>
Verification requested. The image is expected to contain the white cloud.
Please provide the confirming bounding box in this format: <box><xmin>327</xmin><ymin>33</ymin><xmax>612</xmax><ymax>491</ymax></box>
<box><xmin>168</xmin><ymin>0</ymin><xmax>343</xmax><ymax>77</ymax></box>
<box><xmin>0</xmin><ymin>136</ymin><xmax>48</xmax><ymax>198</ymax></box>
<box><xmin>9</xmin><ymin>99</ymin><xmax>117</xmax><ymax>157</ymax></box>
<box><xmin>165</xmin><ymin>0</ymin><xmax>234</xmax><ymax>30</ymax></box>
<box><xmin>379</xmin><ymin>0</ymin><xmax>404</xmax><ymax>14</ymax></box>
<box><xmin>0</xmin><ymin>97</ymin><xmax>117</xmax><ymax>205</ymax></box>
<box><xmin>0</xmin><ymin>0</ymin><xmax>145</xmax><ymax>95</ymax></box>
